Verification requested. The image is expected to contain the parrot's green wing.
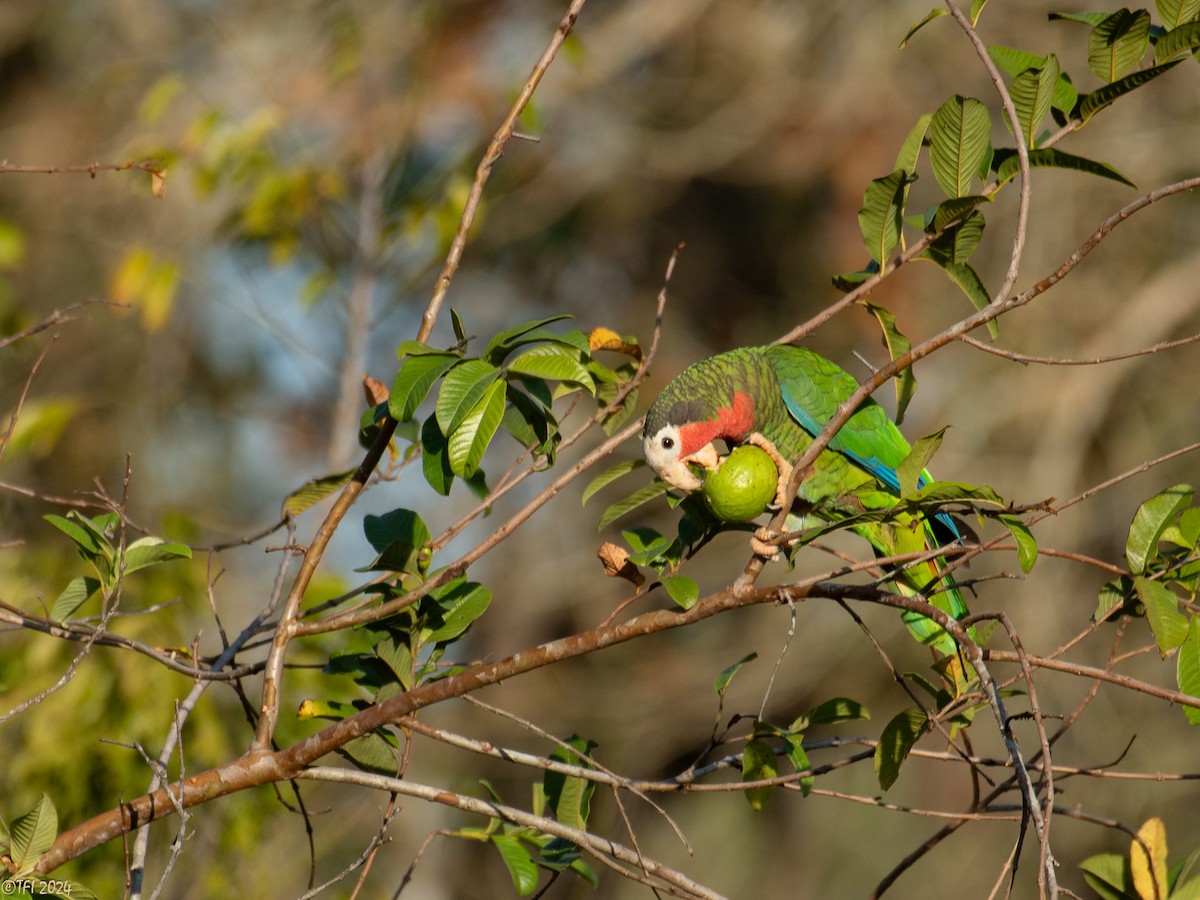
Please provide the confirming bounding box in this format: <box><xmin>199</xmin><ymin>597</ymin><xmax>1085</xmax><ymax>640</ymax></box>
<box><xmin>766</xmin><ymin>345</ymin><xmax>918</xmax><ymax>494</ymax></box>
<box><xmin>766</xmin><ymin>344</ymin><xmax>970</xmax><ymax>653</ymax></box>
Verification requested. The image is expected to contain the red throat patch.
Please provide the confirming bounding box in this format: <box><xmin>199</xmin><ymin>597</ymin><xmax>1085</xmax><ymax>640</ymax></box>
<box><xmin>678</xmin><ymin>391</ymin><xmax>756</xmax><ymax>457</ymax></box>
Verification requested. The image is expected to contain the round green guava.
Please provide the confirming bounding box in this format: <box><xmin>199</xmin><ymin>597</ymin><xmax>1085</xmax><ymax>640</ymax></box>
<box><xmin>702</xmin><ymin>444</ymin><xmax>778</xmax><ymax>522</ymax></box>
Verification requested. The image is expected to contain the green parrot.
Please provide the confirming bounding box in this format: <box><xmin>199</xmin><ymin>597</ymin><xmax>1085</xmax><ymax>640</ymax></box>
<box><xmin>642</xmin><ymin>344</ymin><xmax>967</xmax><ymax>655</ymax></box>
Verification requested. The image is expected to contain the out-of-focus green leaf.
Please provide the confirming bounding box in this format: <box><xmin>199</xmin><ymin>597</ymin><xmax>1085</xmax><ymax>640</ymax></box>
<box><xmin>875</xmin><ymin>707</ymin><xmax>928</xmax><ymax>790</ymax></box>
<box><xmin>860</xmin><ymin>302</ymin><xmax>915</xmax><ymax>424</ymax></box>
<box><xmin>1177</xmin><ymin>617</ymin><xmax>1200</xmax><ymax>725</ymax></box>
<box><xmin>897</xmin><ymin>428</ymin><xmax>947</xmax><ymax>497</ymax></box>
<box><xmin>51</xmin><ymin>575</ymin><xmax>102</xmax><ymax>621</ymax></box>
<box><xmin>282</xmin><ymin>468</ymin><xmax>356</xmax><ymax>516</ymax></box>
<box><xmin>597</xmin><ymin>480</ymin><xmax>675</xmax><ymax>530</ymax></box>
<box><xmin>582</xmin><ymin>459</ymin><xmax>644</xmax><ymax>507</ymax></box>
<box><xmin>1136</xmin><ymin>576</ymin><xmax>1188</xmax><ymax>654</ymax></box>
<box><xmin>1127</xmin><ymin>485</ymin><xmax>1193</xmax><ymax>574</ymax></box>
<box><xmin>8</xmin><ymin>794</ymin><xmax>58</xmax><ymax>877</ymax></box>
<box><xmin>1079</xmin><ymin>852</ymin><xmax>1134</xmax><ymax>900</ymax></box>
<box><xmin>999</xmin><ymin>515</ymin><xmax>1038</xmax><ymax>573</ymax></box>
<box><xmin>663</xmin><ymin>575</ymin><xmax>699</xmax><ymax>610</ymax></box>
<box><xmin>741</xmin><ymin>737</ymin><xmax>778</xmax><ymax>810</ymax></box>
<box><xmin>422</xmin><ymin>578</ymin><xmax>492</xmax><ymax>643</ymax></box>
<box><xmin>899</xmin><ymin>8</ymin><xmax>947</xmax><ymax>47</ymax></box>
<box><xmin>714</xmin><ymin>652</ymin><xmax>758</xmax><ymax>694</ymax></box>
<box><xmin>491</xmin><ymin>834</ymin><xmax>539</xmax><ymax>895</ymax></box>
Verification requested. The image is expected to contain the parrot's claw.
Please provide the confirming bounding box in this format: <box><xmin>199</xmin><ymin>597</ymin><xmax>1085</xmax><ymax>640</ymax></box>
<box><xmin>745</xmin><ymin>432</ymin><xmax>793</xmax><ymax>507</ymax></box>
<box><xmin>752</xmin><ymin>526</ymin><xmax>782</xmax><ymax>561</ymax></box>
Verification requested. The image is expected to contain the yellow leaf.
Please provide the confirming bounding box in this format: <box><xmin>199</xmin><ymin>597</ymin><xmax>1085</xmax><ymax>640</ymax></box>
<box><xmin>150</xmin><ymin>167</ymin><xmax>168</xmax><ymax>199</ymax></box>
<box><xmin>588</xmin><ymin>326</ymin><xmax>642</xmax><ymax>360</ymax></box>
<box><xmin>1131</xmin><ymin>817</ymin><xmax>1168</xmax><ymax>900</ymax></box>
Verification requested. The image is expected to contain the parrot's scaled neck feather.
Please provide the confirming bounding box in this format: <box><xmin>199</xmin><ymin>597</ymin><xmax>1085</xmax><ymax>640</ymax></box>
<box><xmin>678</xmin><ymin>390</ymin><xmax>755</xmax><ymax>457</ymax></box>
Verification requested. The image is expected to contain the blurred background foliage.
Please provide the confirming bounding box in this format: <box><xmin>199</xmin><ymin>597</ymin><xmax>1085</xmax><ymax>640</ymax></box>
<box><xmin>2</xmin><ymin>0</ymin><xmax>1200</xmax><ymax>897</ymax></box>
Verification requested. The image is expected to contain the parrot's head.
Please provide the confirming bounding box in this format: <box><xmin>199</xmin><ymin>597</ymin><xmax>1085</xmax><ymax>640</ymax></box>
<box><xmin>642</xmin><ymin>388</ymin><xmax>756</xmax><ymax>492</ymax></box>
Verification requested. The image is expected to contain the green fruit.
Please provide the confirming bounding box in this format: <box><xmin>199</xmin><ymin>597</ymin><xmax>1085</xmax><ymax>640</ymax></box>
<box><xmin>702</xmin><ymin>445</ymin><xmax>778</xmax><ymax>522</ymax></box>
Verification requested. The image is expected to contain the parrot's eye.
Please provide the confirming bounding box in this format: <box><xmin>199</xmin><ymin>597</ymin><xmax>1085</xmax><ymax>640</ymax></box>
<box><xmin>660</xmin><ymin>436</ymin><xmax>674</xmax><ymax>450</ymax></box>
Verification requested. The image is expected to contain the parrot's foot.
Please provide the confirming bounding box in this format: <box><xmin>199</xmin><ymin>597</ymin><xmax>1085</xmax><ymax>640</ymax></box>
<box><xmin>751</xmin><ymin>526</ymin><xmax>782</xmax><ymax>560</ymax></box>
<box><xmin>745</xmin><ymin>433</ymin><xmax>793</xmax><ymax>507</ymax></box>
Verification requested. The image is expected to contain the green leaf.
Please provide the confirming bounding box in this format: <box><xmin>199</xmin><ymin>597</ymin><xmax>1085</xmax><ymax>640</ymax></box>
<box><xmin>1076</xmin><ymin>60</ymin><xmax>1184</xmax><ymax>123</ymax></box>
<box><xmin>897</xmin><ymin>428</ymin><xmax>947</xmax><ymax>498</ymax></box>
<box><xmin>51</xmin><ymin>575</ymin><xmax>102</xmax><ymax>621</ymax></box>
<box><xmin>506</xmin><ymin>344</ymin><xmax>594</xmax><ymax>392</ymax></box>
<box><xmin>282</xmin><ymin>468</ymin><xmax>356</xmax><ymax>516</ymax></box>
<box><xmin>1136</xmin><ymin>576</ymin><xmax>1189</xmax><ymax>654</ymax></box>
<box><xmin>491</xmin><ymin>833</ymin><xmax>540</xmax><ymax>895</ymax></box>
<box><xmin>1049</xmin><ymin>10</ymin><xmax>1112</xmax><ymax>27</ymax></box>
<box><xmin>500</xmin><ymin>385</ymin><xmax>558</xmax><ymax>460</ymax></box>
<box><xmin>121</xmin><ymin>536</ymin><xmax>192</xmax><ymax>575</ymax></box>
<box><xmin>908</xmin><ymin>480</ymin><xmax>1004</xmax><ymax>506</ymax></box>
<box><xmin>987</xmin><ymin>46</ymin><xmax>1078</xmax><ymax>112</ymax></box>
<box><xmin>582</xmin><ymin>459</ymin><xmax>645</xmax><ymax>507</ymax></box>
<box><xmin>1000</xmin><ymin>515</ymin><xmax>1038</xmax><ymax>573</ymax></box>
<box><xmin>1008</xmin><ymin>55</ymin><xmax>1060</xmax><ymax>147</ymax></box>
<box><xmin>447</xmin><ymin>379</ymin><xmax>507</xmax><ymax>478</ymax></box>
<box><xmin>44</xmin><ymin>512</ymin><xmax>106</xmax><ymax>558</ymax></box>
<box><xmin>895</xmin><ymin>114</ymin><xmax>932</xmax><ymax>174</ymax></box>
<box><xmin>939</xmin><ymin>263</ymin><xmax>998</xmax><ymax>339</ymax></box>
<box><xmin>858</xmin><ymin>170</ymin><xmax>915</xmax><ymax>264</ymax></box>
<box><xmin>435</xmin><ymin>359</ymin><xmax>502</xmax><ymax>436</ymax></box>
<box><xmin>422</xmin><ymin>578</ymin><xmax>492</xmax><ymax>643</ymax></box>
<box><xmin>927</xmin><ymin>198</ymin><xmax>989</xmax><ymax>238</ymax></box>
<box><xmin>1178</xmin><ymin>617</ymin><xmax>1200</xmax><ymax>723</ymax></box>
<box><xmin>1127</xmin><ymin>484</ymin><xmax>1193</xmax><ymax>574</ymax></box>
<box><xmin>1154</xmin><ymin>19</ymin><xmax>1200</xmax><ymax>62</ymax></box>
<box><xmin>929</xmin><ymin>96</ymin><xmax>991</xmax><ymax>198</ymax></box>
<box><xmin>1157</xmin><ymin>0</ymin><xmax>1200</xmax><ymax>30</ymax></box>
<box><xmin>899</xmin><ymin>8</ymin><xmax>948</xmax><ymax>47</ymax></box>
<box><xmin>339</xmin><ymin>732</ymin><xmax>401</xmax><ymax>774</ymax></box>
<box><xmin>1088</xmin><ymin>8</ymin><xmax>1151</xmax><ymax>82</ymax></box>
<box><xmin>420</xmin><ymin>415</ymin><xmax>454</xmax><ymax>496</ymax></box>
<box><xmin>994</xmin><ymin>148</ymin><xmax>1135</xmax><ymax>187</ymax></box>
<box><xmin>389</xmin><ymin>352</ymin><xmax>458</xmax><ymax>422</ymax></box>
<box><xmin>801</xmin><ymin>697</ymin><xmax>870</xmax><ymax>728</ymax></box>
<box><xmin>714</xmin><ymin>652</ymin><xmax>758</xmax><ymax>694</ymax></box>
<box><xmin>663</xmin><ymin>575</ymin><xmax>699</xmax><ymax>610</ymax></box>
<box><xmin>875</xmin><ymin>707</ymin><xmax>928</xmax><ymax>790</ymax></box>
<box><xmin>596</xmin><ymin>480</ymin><xmax>675</xmax><ymax>530</ymax></box>
<box><xmin>860</xmin><ymin>302</ymin><xmax>916</xmax><ymax>424</ymax></box>
<box><xmin>362</xmin><ymin>509</ymin><xmax>432</xmax><ymax>575</ymax></box>
<box><xmin>483</xmin><ymin>314</ymin><xmax>574</xmax><ymax>363</ymax></box>
<box><xmin>8</xmin><ymin>794</ymin><xmax>58</xmax><ymax>877</ymax></box>
<box><xmin>831</xmin><ymin>261</ymin><xmax>880</xmax><ymax>293</ymax></box>
<box><xmin>741</xmin><ymin>738</ymin><xmax>778</xmax><ymax>810</ymax></box>
<box><xmin>544</xmin><ymin>735</ymin><xmax>598</xmax><ymax>830</ymax></box>
<box><xmin>1080</xmin><ymin>852</ymin><xmax>1135</xmax><ymax>900</ymax></box>
<box><xmin>450</xmin><ymin>307</ymin><xmax>468</xmax><ymax>343</ymax></box>
<box><xmin>785</xmin><ymin>737</ymin><xmax>814</xmax><ymax>796</ymax></box>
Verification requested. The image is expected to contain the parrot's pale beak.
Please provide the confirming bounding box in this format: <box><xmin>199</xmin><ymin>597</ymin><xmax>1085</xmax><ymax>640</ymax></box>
<box><xmin>659</xmin><ymin>442</ymin><xmax>721</xmax><ymax>492</ymax></box>
<box><xmin>682</xmin><ymin>443</ymin><xmax>721</xmax><ymax>472</ymax></box>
